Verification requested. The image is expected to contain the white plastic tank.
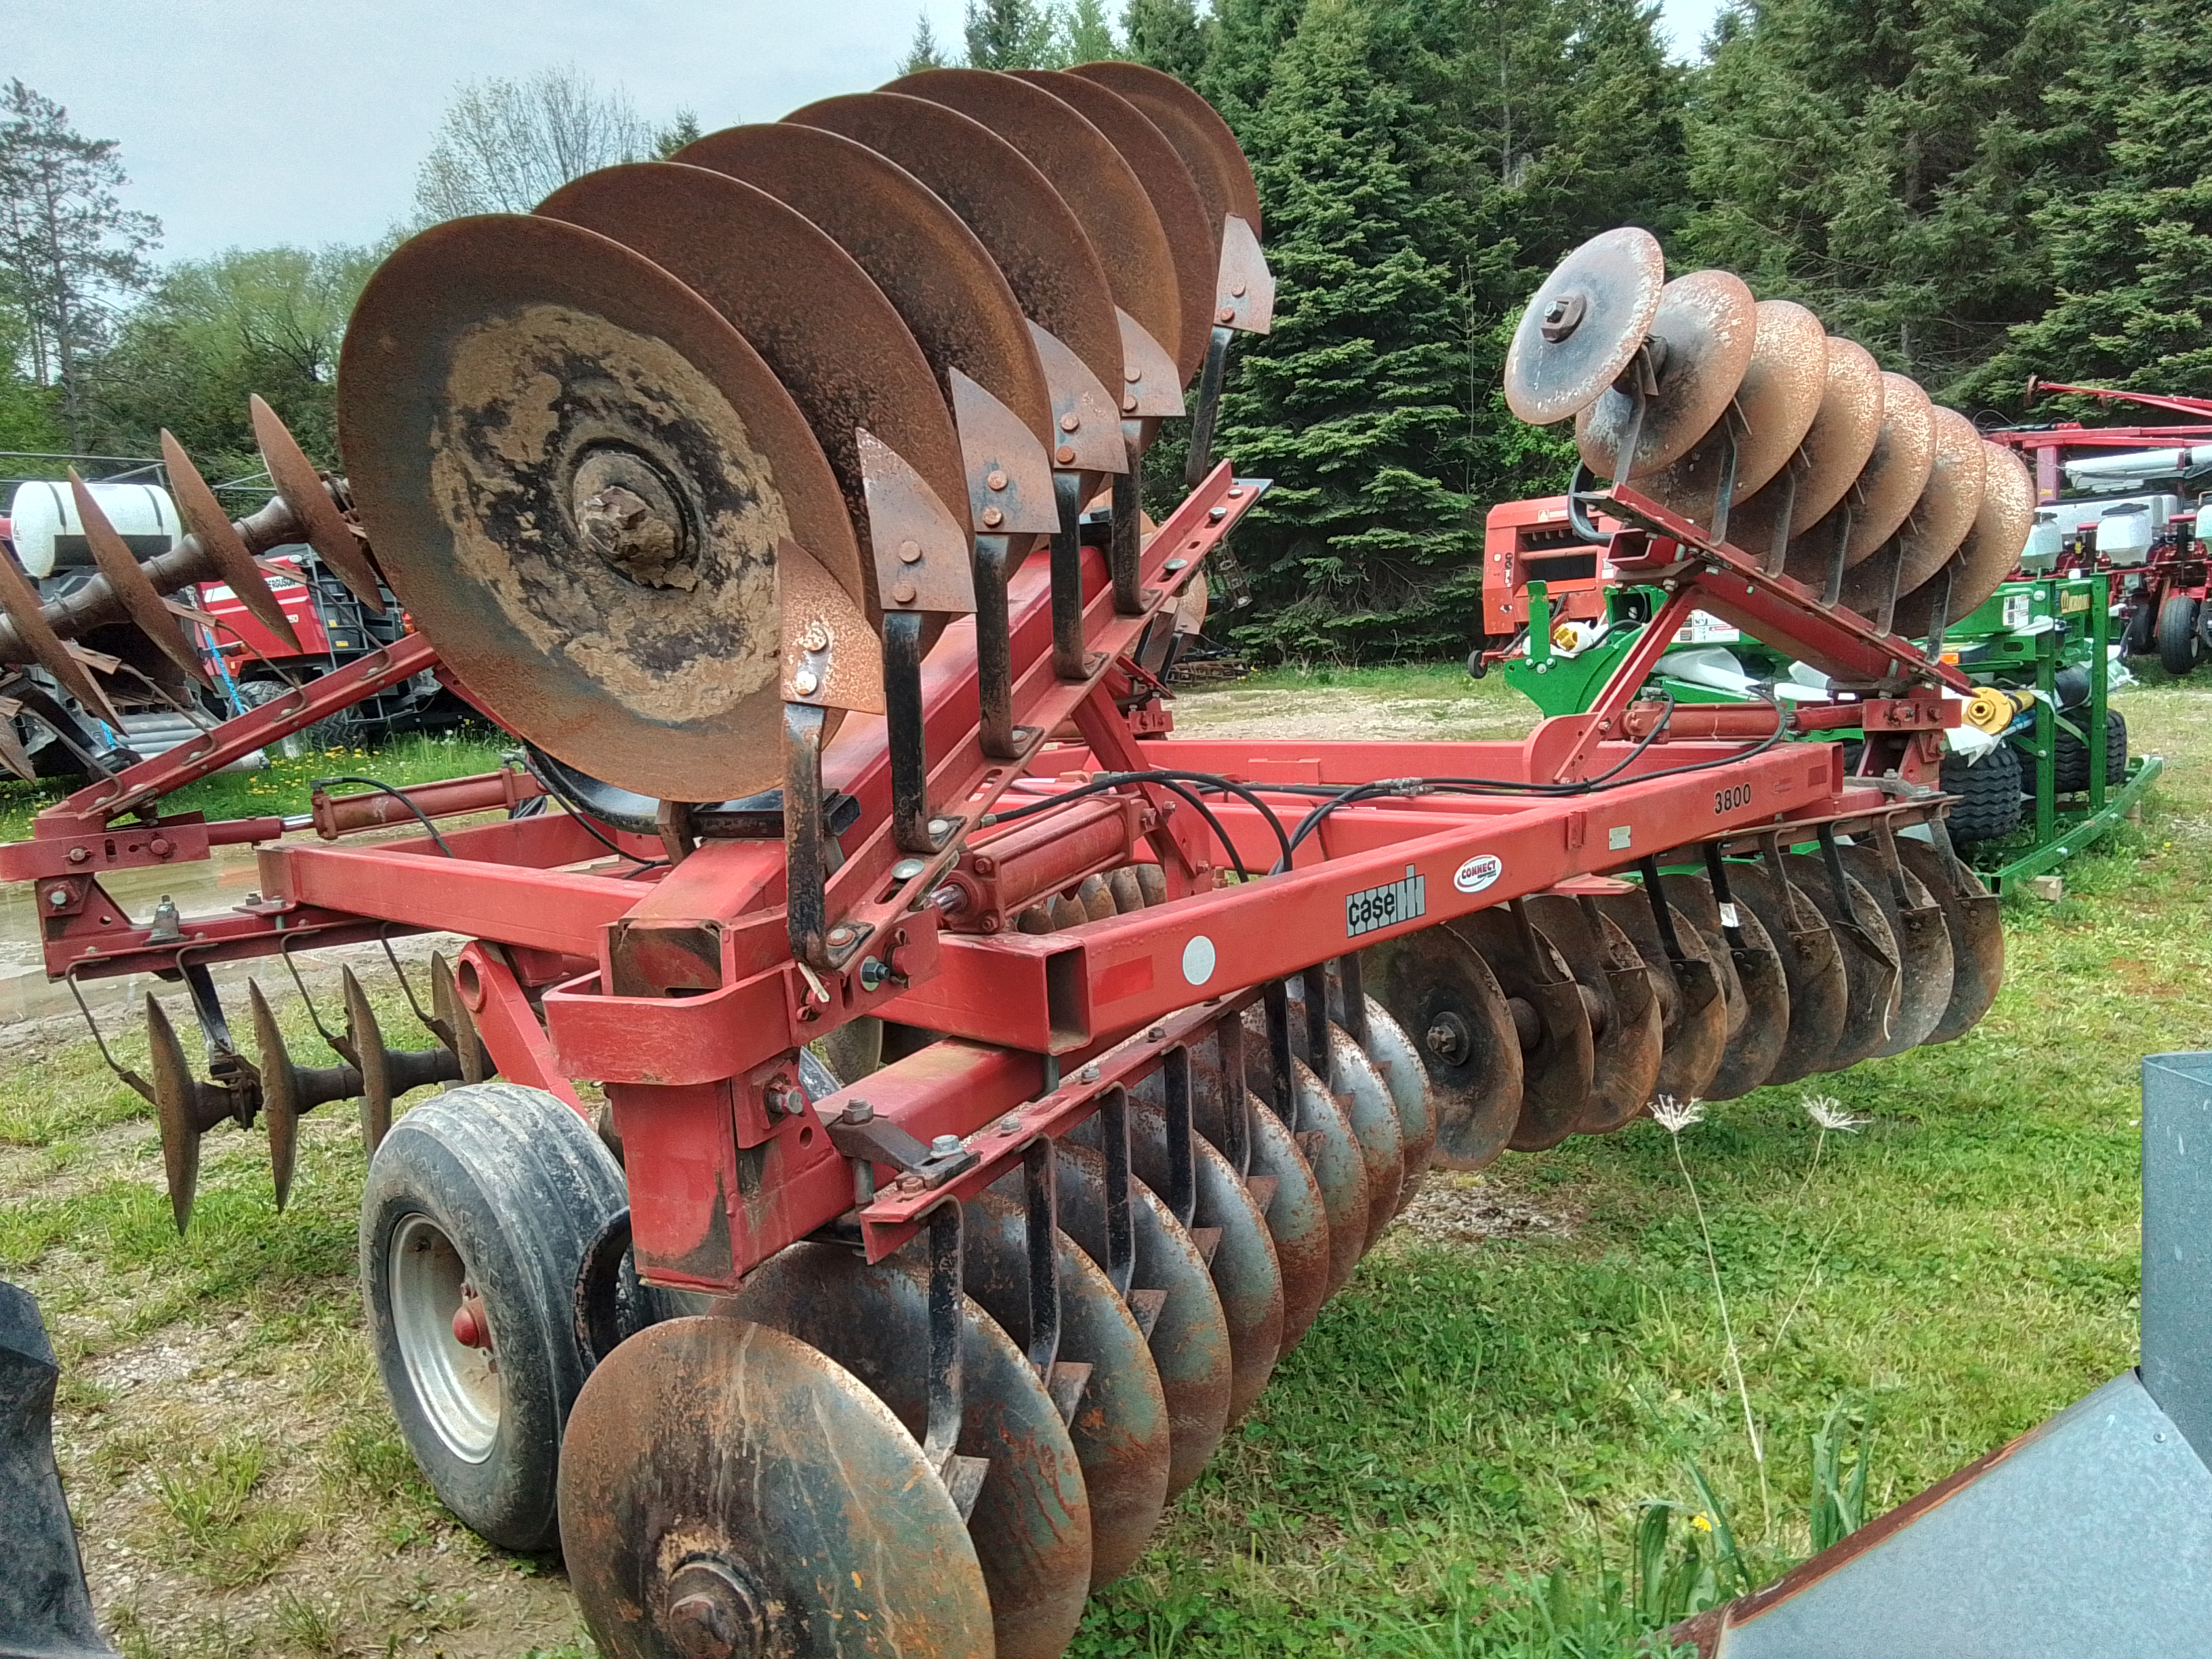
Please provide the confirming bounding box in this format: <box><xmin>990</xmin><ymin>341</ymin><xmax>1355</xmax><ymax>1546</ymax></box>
<box><xmin>2020</xmin><ymin>510</ymin><xmax>2065</xmax><ymax>573</ymax></box>
<box><xmin>2196</xmin><ymin>498</ymin><xmax>2212</xmax><ymax>546</ymax></box>
<box><xmin>5</xmin><ymin>479</ymin><xmax>180</xmax><ymax>579</ymax></box>
<box><xmin>2096</xmin><ymin>501</ymin><xmax>2154</xmax><ymax>565</ymax></box>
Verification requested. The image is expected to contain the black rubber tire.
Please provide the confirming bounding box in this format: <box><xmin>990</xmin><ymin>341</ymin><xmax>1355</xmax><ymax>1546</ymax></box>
<box><xmin>2050</xmin><ymin>708</ymin><xmax>2128</xmax><ymax>794</ymax></box>
<box><xmin>2124</xmin><ymin>595</ymin><xmax>2158</xmax><ymax>657</ymax></box>
<box><xmin>2158</xmin><ymin>593</ymin><xmax>2202</xmax><ymax>676</ymax></box>
<box><xmin>361</xmin><ymin>1082</ymin><xmax>626</xmax><ymax>1551</ymax></box>
<box><xmin>1940</xmin><ymin>743</ymin><xmax>2023</xmax><ymax>844</ymax></box>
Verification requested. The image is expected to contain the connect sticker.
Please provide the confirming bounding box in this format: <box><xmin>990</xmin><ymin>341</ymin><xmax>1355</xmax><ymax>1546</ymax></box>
<box><xmin>1346</xmin><ymin>865</ymin><xmax>1426</xmax><ymax>939</ymax></box>
<box><xmin>1181</xmin><ymin>935</ymin><xmax>1217</xmax><ymax>986</ymax></box>
<box><xmin>1453</xmin><ymin>854</ymin><xmax>1502</xmax><ymax>895</ymax></box>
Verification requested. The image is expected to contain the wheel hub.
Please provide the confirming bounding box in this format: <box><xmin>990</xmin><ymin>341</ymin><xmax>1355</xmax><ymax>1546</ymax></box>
<box><xmin>663</xmin><ymin>1557</ymin><xmax>765</xmax><ymax>1659</ymax></box>
<box><xmin>1425</xmin><ymin>1011</ymin><xmax>1470</xmax><ymax>1065</ymax></box>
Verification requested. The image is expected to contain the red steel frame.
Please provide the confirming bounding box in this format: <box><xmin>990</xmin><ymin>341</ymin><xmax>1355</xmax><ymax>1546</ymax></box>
<box><xmin>0</xmin><ymin>462</ymin><xmax>1961</xmax><ymax>1293</ymax></box>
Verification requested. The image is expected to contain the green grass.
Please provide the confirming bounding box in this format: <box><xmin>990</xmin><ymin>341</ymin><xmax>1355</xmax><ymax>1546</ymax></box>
<box><xmin>0</xmin><ymin>726</ymin><xmax>514</xmax><ymax>842</ymax></box>
<box><xmin>1</xmin><ymin>676</ymin><xmax>2207</xmax><ymax>1656</ymax></box>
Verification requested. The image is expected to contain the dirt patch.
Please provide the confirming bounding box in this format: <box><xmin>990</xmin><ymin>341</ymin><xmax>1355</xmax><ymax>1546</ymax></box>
<box><xmin>1390</xmin><ymin>1170</ymin><xmax>1576</xmax><ymax>1248</ymax></box>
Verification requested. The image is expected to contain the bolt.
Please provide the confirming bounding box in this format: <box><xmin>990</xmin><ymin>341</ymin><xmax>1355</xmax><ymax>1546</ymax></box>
<box><xmin>1208</xmin><ymin>506</ymin><xmax>1227</xmax><ymax>523</ymax></box>
<box><xmin>792</xmin><ymin>668</ymin><xmax>819</xmax><ymax>696</ymax></box>
<box><xmin>897</xmin><ymin>1173</ymin><xmax>926</xmax><ymax>1193</ymax></box>
<box><xmin>981</xmin><ymin>507</ymin><xmax>1004</xmax><ymax>529</ymax></box>
<box><xmin>1055</xmin><ymin>445</ymin><xmax>1076</xmax><ymax>466</ymax></box>
<box><xmin>1123</xmin><ymin>394</ymin><xmax>1139</xmax><ymax>413</ymax></box>
<box><xmin>891</xmin><ymin>858</ymin><xmax>926</xmax><ymax>880</ymax></box>
<box><xmin>927</xmin><ymin>817</ymin><xmax>953</xmax><ymax>840</ymax></box>
<box><xmin>1227</xmin><ymin>485</ymin><xmax>1243</xmax><ymax>498</ymax></box>
<box><xmin>1078</xmin><ymin>1064</ymin><xmax>1101</xmax><ymax>1084</ymax></box>
<box><xmin>898</xmin><ymin>538</ymin><xmax>922</xmax><ymax>565</ymax></box>
<box><xmin>1164</xmin><ymin>558</ymin><xmax>1187</xmax><ymax>572</ymax></box>
<box><xmin>859</xmin><ymin>957</ymin><xmax>891</xmax><ymax>990</ymax></box>
<box><xmin>987</xmin><ymin>469</ymin><xmax>1008</xmax><ymax>491</ymax></box>
<box><xmin>800</xmin><ymin>618</ymin><xmax>832</xmax><ymax>652</ymax></box>
<box><xmin>1060</xmin><ymin>412</ymin><xmax>1081</xmax><ymax>432</ymax></box>
<box><xmin>46</xmin><ymin>889</ymin><xmax>66</xmax><ymax>908</ymax></box>
<box><xmin>998</xmin><ymin>1113</ymin><xmax>1023</xmax><ymax>1134</ymax></box>
<box><xmin>65</xmin><ymin>846</ymin><xmax>87</xmax><ymax>864</ymax></box>
<box><xmin>1231</xmin><ymin>281</ymin><xmax>1248</xmax><ymax>298</ymax></box>
<box><xmin>827</xmin><ymin>925</ymin><xmax>856</xmax><ymax>947</ymax></box>
<box><xmin>1148</xmin><ymin>1026</ymin><xmax>1167</xmax><ymax>1040</ymax></box>
<box><xmin>1216</xmin><ymin>305</ymin><xmax>1235</xmax><ymax>323</ymax></box>
<box><xmin>930</xmin><ymin>1133</ymin><xmax>964</xmax><ymax>1158</ymax></box>
<box><xmin>841</xmin><ymin>1099</ymin><xmax>875</xmax><ymax>1124</ymax></box>
<box><xmin>892</xmin><ymin>579</ymin><xmax>918</xmax><ymax>605</ymax></box>
<box><xmin>1124</xmin><ymin>365</ymin><xmax>1141</xmax><ymax>384</ymax></box>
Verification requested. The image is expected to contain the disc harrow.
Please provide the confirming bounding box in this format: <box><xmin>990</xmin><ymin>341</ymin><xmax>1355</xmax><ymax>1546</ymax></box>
<box><xmin>0</xmin><ymin>75</ymin><xmax>2012</xmax><ymax>1659</ymax></box>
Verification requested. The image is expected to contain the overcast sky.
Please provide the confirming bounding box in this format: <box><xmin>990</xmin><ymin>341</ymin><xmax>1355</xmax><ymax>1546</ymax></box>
<box><xmin>13</xmin><ymin>0</ymin><xmax>1727</xmax><ymax>265</ymax></box>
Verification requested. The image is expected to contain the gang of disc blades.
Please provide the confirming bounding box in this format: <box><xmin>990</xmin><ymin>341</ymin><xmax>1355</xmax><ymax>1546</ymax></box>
<box><xmin>1360</xmin><ymin>924</ymin><xmax>1525</xmax><ymax>1170</ymax></box>
<box><xmin>729</xmin><ymin>1242</ymin><xmax>1091</xmax><ymax>1659</ymax></box>
<box><xmin>1577</xmin><ymin>268</ymin><xmax>1758</xmax><ymax>479</ymax></box>
<box><xmin>1727</xmin><ymin>335</ymin><xmax>1885</xmax><ymax>560</ymax></box>
<box><xmin>1504</xmin><ymin>227</ymin><xmax>1666</xmax><ymax>426</ymax></box>
<box><xmin>1661</xmin><ymin>872</ymin><xmax>1790</xmax><ymax>1100</ymax></box>
<box><xmin>1641</xmin><ymin>298</ymin><xmax>1827</xmax><ymax>520</ymax></box>
<box><xmin>1887</xmin><ymin>405</ymin><xmax>1988</xmax><ymax>597</ymax></box>
<box><xmin>674</xmin><ymin>122</ymin><xmax>1054</xmax><ymax>448</ymax></box>
<box><xmin>557</xmin><ymin>1317</ymin><xmax>994</xmax><ymax>1659</ymax></box>
<box><xmin>1789</xmin><ymin>371</ymin><xmax>1936</xmax><ymax>577</ymax></box>
<box><xmin>1589</xmin><ymin>893</ymin><xmax>1730</xmax><ymax>1105</ymax></box>
<box><xmin>1832</xmin><ymin>844</ymin><xmax>1953</xmax><ymax>1057</ymax></box>
<box><xmin>1893</xmin><ymin>838</ymin><xmax>2005</xmax><ymax>1044</ymax></box>
<box><xmin>535</xmin><ymin>162</ymin><xmax>970</xmax><ymax>627</ymax></box>
<box><xmin>1013</xmin><ymin>70</ymin><xmax>1214</xmax><ymax>384</ymax></box>
<box><xmin>1723</xmin><ymin>859</ymin><xmax>1849</xmax><ymax>1085</ymax></box>
<box><xmin>785</xmin><ymin>92</ymin><xmax>1124</xmax><ymax>403</ymax></box>
<box><xmin>1449</xmin><ymin>907</ymin><xmax>1599</xmax><ymax>1153</ymax></box>
<box><xmin>884</xmin><ymin>69</ymin><xmax>1183</xmax><ymax>388</ymax></box>
<box><xmin>336</xmin><ymin>213</ymin><xmax>863</xmax><ymax>804</ymax></box>
<box><xmin>1191</xmin><ymin>1058</ymin><xmax>1332</xmax><ymax>1352</ymax></box>
<box><xmin>1340</xmin><ymin>994</ymin><xmax>1439</xmax><ymax>1202</ymax></box>
<box><xmin>1523</xmin><ymin>895</ymin><xmax>1662</xmax><ymax>1134</ymax></box>
<box><xmin>1887</xmin><ymin>438</ymin><xmax>2034</xmax><ymax>640</ymax></box>
<box><xmin>1067</xmin><ymin>60</ymin><xmax>1262</xmax><ymax>249</ymax></box>
<box><xmin>1778</xmin><ymin>855</ymin><xmax>1900</xmax><ymax>1072</ymax></box>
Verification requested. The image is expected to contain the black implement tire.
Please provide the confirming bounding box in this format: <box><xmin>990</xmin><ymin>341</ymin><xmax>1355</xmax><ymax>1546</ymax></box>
<box><xmin>2158</xmin><ymin>593</ymin><xmax>2203</xmax><ymax>676</ymax></box>
<box><xmin>2124</xmin><ymin>595</ymin><xmax>2158</xmax><ymax>657</ymax></box>
<box><xmin>1940</xmin><ymin>743</ymin><xmax>2023</xmax><ymax>844</ymax></box>
<box><xmin>2051</xmin><ymin>708</ymin><xmax>2128</xmax><ymax>794</ymax></box>
<box><xmin>361</xmin><ymin>1082</ymin><xmax>626</xmax><ymax>1551</ymax></box>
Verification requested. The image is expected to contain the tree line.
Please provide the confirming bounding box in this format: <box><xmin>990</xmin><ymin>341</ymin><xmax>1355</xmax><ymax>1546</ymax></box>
<box><xmin>4</xmin><ymin>0</ymin><xmax>2208</xmax><ymax>660</ymax></box>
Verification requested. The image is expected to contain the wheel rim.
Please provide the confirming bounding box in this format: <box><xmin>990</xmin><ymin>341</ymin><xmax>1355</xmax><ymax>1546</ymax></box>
<box><xmin>389</xmin><ymin>1212</ymin><xmax>501</xmax><ymax>1462</ymax></box>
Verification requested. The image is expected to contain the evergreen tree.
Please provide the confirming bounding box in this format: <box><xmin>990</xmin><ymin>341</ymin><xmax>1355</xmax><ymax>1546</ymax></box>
<box><xmin>965</xmin><ymin>0</ymin><xmax>1061</xmax><ymax>68</ymax></box>
<box><xmin>1124</xmin><ymin>0</ymin><xmax>1208</xmax><ymax>79</ymax></box>
<box><xmin>1062</xmin><ymin>0</ymin><xmax>1120</xmax><ymax>62</ymax></box>
<box><xmin>899</xmin><ymin>12</ymin><xmax>951</xmax><ymax>73</ymax></box>
<box><xmin>1215</xmin><ymin>0</ymin><xmax>1485</xmax><ymax>660</ymax></box>
<box><xmin>1967</xmin><ymin>0</ymin><xmax>2212</xmax><ymax>398</ymax></box>
<box><xmin>654</xmin><ymin>110</ymin><xmax>703</xmax><ymax>158</ymax></box>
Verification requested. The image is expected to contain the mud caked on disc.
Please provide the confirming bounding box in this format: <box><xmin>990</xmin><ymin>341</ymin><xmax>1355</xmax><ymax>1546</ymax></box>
<box><xmin>1361</xmin><ymin>924</ymin><xmax>1525</xmax><ymax>1168</ymax></box>
<box><xmin>1522</xmin><ymin>895</ymin><xmax>1663</xmax><ymax>1133</ymax></box>
<box><xmin>1893</xmin><ymin>441</ymin><xmax>2036</xmax><ymax>638</ymax></box>
<box><xmin>337</xmin><ymin>213</ymin><xmax>865</xmax><ymax>804</ymax></box>
<box><xmin>1722</xmin><ymin>859</ymin><xmax>1849</xmax><ymax>1084</ymax></box>
<box><xmin>1642</xmin><ymin>298</ymin><xmax>1827</xmax><ymax>524</ymax></box>
<box><xmin>558</xmin><ymin>1315</ymin><xmax>995</xmax><ymax>1659</ymax></box>
<box><xmin>1576</xmin><ymin>268</ymin><xmax>1759</xmax><ymax>480</ymax></box>
<box><xmin>1786</xmin><ymin>371</ymin><xmax>1935</xmax><ymax>583</ymax></box>
<box><xmin>1727</xmin><ymin>335</ymin><xmax>1885</xmax><ymax>562</ymax></box>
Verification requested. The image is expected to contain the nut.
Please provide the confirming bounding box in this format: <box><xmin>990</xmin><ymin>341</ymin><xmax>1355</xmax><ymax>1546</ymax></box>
<box><xmin>986</xmin><ymin>469</ymin><xmax>1008</xmax><ymax>491</ymax></box>
<box><xmin>1060</xmin><ymin>412</ymin><xmax>1081</xmax><ymax>432</ymax></box>
<box><xmin>930</xmin><ymin>1133</ymin><xmax>964</xmax><ymax>1158</ymax></box>
<box><xmin>981</xmin><ymin>506</ymin><xmax>1004</xmax><ymax>529</ymax></box>
<box><xmin>998</xmin><ymin>1113</ymin><xmax>1023</xmax><ymax>1134</ymax></box>
<box><xmin>841</xmin><ymin>1099</ymin><xmax>876</xmax><ymax>1124</ymax></box>
<box><xmin>898</xmin><ymin>538</ymin><xmax>922</xmax><ymax>565</ymax></box>
<box><xmin>792</xmin><ymin>668</ymin><xmax>819</xmax><ymax>696</ymax></box>
<box><xmin>1055</xmin><ymin>445</ymin><xmax>1076</xmax><ymax>465</ymax></box>
<box><xmin>892</xmin><ymin>579</ymin><xmax>918</xmax><ymax>605</ymax></box>
<box><xmin>1078</xmin><ymin>1064</ymin><xmax>1101</xmax><ymax>1084</ymax></box>
<box><xmin>799</xmin><ymin>618</ymin><xmax>832</xmax><ymax>653</ymax></box>
<box><xmin>896</xmin><ymin>1173</ymin><xmax>926</xmax><ymax>1193</ymax></box>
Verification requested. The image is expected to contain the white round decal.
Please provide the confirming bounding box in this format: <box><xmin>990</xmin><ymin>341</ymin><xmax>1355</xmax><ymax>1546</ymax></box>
<box><xmin>1181</xmin><ymin>935</ymin><xmax>1217</xmax><ymax>987</ymax></box>
<box><xmin>1453</xmin><ymin>854</ymin><xmax>1502</xmax><ymax>895</ymax></box>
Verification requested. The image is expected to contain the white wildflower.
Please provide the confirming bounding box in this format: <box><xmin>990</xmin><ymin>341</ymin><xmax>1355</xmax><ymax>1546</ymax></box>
<box><xmin>1801</xmin><ymin>1095</ymin><xmax>1869</xmax><ymax>1134</ymax></box>
<box><xmin>1650</xmin><ymin>1094</ymin><xmax>1706</xmax><ymax>1134</ymax></box>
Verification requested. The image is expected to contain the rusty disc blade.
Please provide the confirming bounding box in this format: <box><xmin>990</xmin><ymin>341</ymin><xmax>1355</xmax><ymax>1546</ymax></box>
<box><xmin>1505</xmin><ymin>227</ymin><xmax>1665</xmax><ymax>426</ymax></box>
<box><xmin>1051</xmin><ymin>1143</ymin><xmax>1231</xmax><ymax>1499</ymax></box>
<box><xmin>1067</xmin><ymin>61</ymin><xmax>1261</xmax><ymax>249</ymax></box>
<box><xmin>537</xmin><ymin>161</ymin><xmax>969</xmax><ymax>623</ymax></box>
<box><xmin>1642</xmin><ymin>299</ymin><xmax>1827</xmax><ymax>522</ymax></box>
<box><xmin>1894</xmin><ymin>440</ymin><xmax>2036</xmax><ymax>637</ymax></box>
<box><xmin>68</xmin><ymin>470</ymin><xmax>210</xmax><ymax>687</ymax></box>
<box><xmin>1524</xmin><ymin>895</ymin><xmax>1663</xmax><ymax>1133</ymax></box>
<box><xmin>1335</xmin><ymin>990</ymin><xmax>1439</xmax><ymax>1207</ymax></box>
<box><xmin>1448</xmin><ymin>907</ymin><xmax>1599</xmax><ymax>1152</ymax></box>
<box><xmin>1193</xmin><ymin>1063</ymin><xmax>1331</xmax><ymax>1353</ymax></box>
<box><xmin>729</xmin><ymin>1242</ymin><xmax>1090</xmax><ymax>1659</ymax></box>
<box><xmin>1893</xmin><ymin>407</ymin><xmax>1988</xmax><ymax>595</ymax></box>
<box><xmin>248</xmin><ymin>981</ymin><xmax>300</xmax><ymax>1211</ymax></box>
<box><xmin>558</xmin><ymin>1315</ymin><xmax>994</xmax><ymax>1659</ymax></box>
<box><xmin>885</xmin><ymin>70</ymin><xmax>1183</xmax><ymax>386</ymax></box>
<box><xmin>1282</xmin><ymin>1051</ymin><xmax>1373</xmax><ymax>1292</ymax></box>
<box><xmin>146</xmin><ymin>994</ymin><xmax>204</xmax><ymax>1235</ymax></box>
<box><xmin>1788</xmin><ymin>372</ymin><xmax>1935</xmax><ymax>579</ymax></box>
<box><xmin>1285</xmin><ymin>982</ymin><xmax>1404</xmax><ymax>1247</ymax></box>
<box><xmin>1128</xmin><ymin>1098</ymin><xmax>1284</xmax><ymax>1424</ymax></box>
<box><xmin>1727</xmin><ymin>335</ymin><xmax>1885</xmax><ymax>560</ymax></box>
<box><xmin>1722</xmin><ymin>859</ymin><xmax>1849</xmax><ymax>1086</ymax></box>
<box><xmin>337</xmin><ymin>213</ymin><xmax>861</xmax><ymax>804</ymax></box>
<box><xmin>785</xmin><ymin>93</ymin><xmax>1124</xmax><ymax>401</ymax></box>
<box><xmin>1662</xmin><ymin>873</ymin><xmax>1790</xmax><ymax>1099</ymax></box>
<box><xmin>1578</xmin><ymin>269</ymin><xmax>1759</xmax><ymax>479</ymax></box>
<box><xmin>1832</xmin><ymin>844</ymin><xmax>1954</xmax><ymax>1057</ymax></box>
<box><xmin>340</xmin><ymin>966</ymin><xmax>394</xmax><ymax>1152</ymax></box>
<box><xmin>1894</xmin><ymin>838</ymin><xmax>2005</xmax><ymax>1044</ymax></box>
<box><xmin>1014</xmin><ymin>70</ymin><xmax>1214</xmax><ymax>384</ymax></box>
<box><xmin>960</xmin><ymin>1191</ymin><xmax>1170</xmax><ymax>1588</ymax></box>
<box><xmin>1361</xmin><ymin>925</ymin><xmax>1524</xmax><ymax>1170</ymax></box>
<box><xmin>1590</xmin><ymin>895</ymin><xmax>1729</xmax><ymax>1105</ymax></box>
<box><xmin>672</xmin><ymin>122</ymin><xmax>1053</xmax><ymax>449</ymax></box>
<box><xmin>1779</xmin><ymin>854</ymin><xmax>1900</xmax><ymax>1071</ymax></box>
<box><xmin>161</xmin><ymin>430</ymin><xmax>300</xmax><ymax>650</ymax></box>
<box><xmin>250</xmin><ymin>395</ymin><xmax>386</xmax><ymax>613</ymax></box>
<box><xmin>0</xmin><ymin>539</ymin><xmax>118</xmax><ymax>720</ymax></box>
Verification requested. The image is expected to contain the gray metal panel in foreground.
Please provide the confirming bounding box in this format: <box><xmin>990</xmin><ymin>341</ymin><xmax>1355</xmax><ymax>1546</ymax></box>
<box><xmin>1711</xmin><ymin>1371</ymin><xmax>2212</xmax><ymax>1659</ymax></box>
<box><xmin>2142</xmin><ymin>1050</ymin><xmax>2212</xmax><ymax>1465</ymax></box>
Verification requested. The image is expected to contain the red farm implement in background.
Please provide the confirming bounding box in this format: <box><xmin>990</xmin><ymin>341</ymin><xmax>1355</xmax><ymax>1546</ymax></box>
<box><xmin>0</xmin><ymin>70</ymin><xmax>2012</xmax><ymax>1659</ymax></box>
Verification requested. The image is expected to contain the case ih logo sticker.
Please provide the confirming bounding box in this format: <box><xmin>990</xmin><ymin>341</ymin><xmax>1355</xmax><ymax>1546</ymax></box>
<box><xmin>1346</xmin><ymin>865</ymin><xmax>1426</xmax><ymax>939</ymax></box>
<box><xmin>1453</xmin><ymin>854</ymin><xmax>1502</xmax><ymax>895</ymax></box>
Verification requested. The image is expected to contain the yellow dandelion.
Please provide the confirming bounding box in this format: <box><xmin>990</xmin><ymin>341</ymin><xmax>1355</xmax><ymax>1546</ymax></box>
<box><xmin>1691</xmin><ymin>1513</ymin><xmax>1713</xmax><ymax>1533</ymax></box>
